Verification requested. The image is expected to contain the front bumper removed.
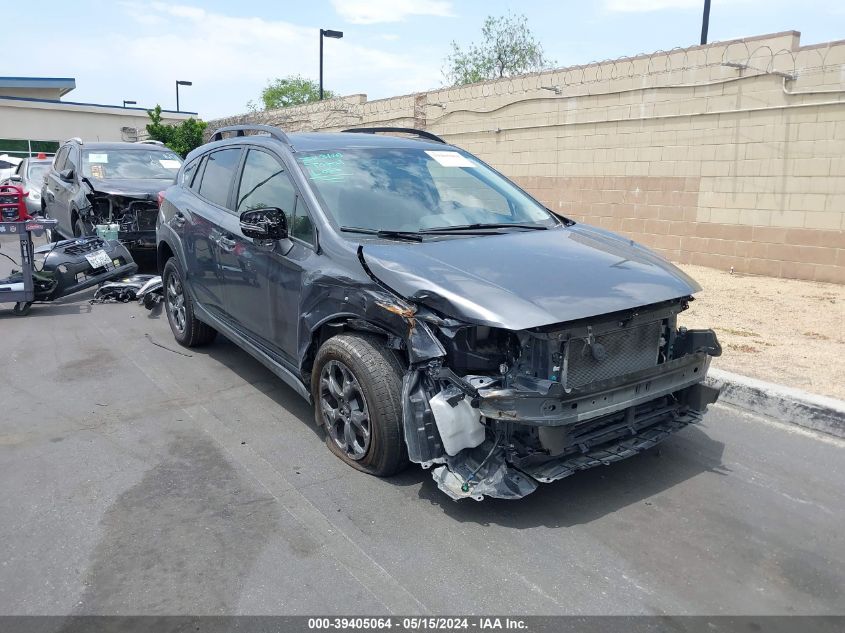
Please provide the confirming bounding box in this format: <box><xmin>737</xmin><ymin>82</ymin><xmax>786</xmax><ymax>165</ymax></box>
<box><xmin>430</xmin><ymin>385</ymin><xmax>718</xmax><ymax>501</ymax></box>
<box><xmin>416</xmin><ymin>362</ymin><xmax>720</xmax><ymax>501</ymax></box>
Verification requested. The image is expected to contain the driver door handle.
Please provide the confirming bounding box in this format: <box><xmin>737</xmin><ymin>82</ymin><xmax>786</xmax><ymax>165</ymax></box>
<box><xmin>218</xmin><ymin>236</ymin><xmax>236</xmax><ymax>253</ymax></box>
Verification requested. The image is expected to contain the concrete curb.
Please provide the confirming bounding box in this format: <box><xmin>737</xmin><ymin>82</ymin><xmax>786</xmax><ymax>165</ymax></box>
<box><xmin>705</xmin><ymin>368</ymin><xmax>845</xmax><ymax>438</ymax></box>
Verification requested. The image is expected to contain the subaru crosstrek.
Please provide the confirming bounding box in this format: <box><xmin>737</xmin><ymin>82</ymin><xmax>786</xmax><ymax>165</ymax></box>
<box><xmin>156</xmin><ymin>124</ymin><xmax>721</xmax><ymax>501</ymax></box>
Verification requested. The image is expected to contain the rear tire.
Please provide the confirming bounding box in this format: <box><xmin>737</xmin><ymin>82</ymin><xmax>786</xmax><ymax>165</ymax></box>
<box><xmin>162</xmin><ymin>257</ymin><xmax>217</xmax><ymax>347</ymax></box>
<box><xmin>312</xmin><ymin>334</ymin><xmax>408</xmax><ymax>477</ymax></box>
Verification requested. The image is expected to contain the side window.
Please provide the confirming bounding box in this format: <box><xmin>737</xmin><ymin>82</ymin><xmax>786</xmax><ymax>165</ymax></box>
<box><xmin>198</xmin><ymin>148</ymin><xmax>241</xmax><ymax>208</ymax></box>
<box><xmin>291</xmin><ymin>197</ymin><xmax>316</xmax><ymax>245</ymax></box>
<box><xmin>53</xmin><ymin>146</ymin><xmax>68</xmax><ymax>172</ymax></box>
<box><xmin>181</xmin><ymin>158</ymin><xmax>199</xmax><ymax>188</ymax></box>
<box><xmin>65</xmin><ymin>146</ymin><xmax>79</xmax><ymax>171</ymax></box>
<box><xmin>189</xmin><ymin>156</ymin><xmax>206</xmax><ymax>192</ymax></box>
<box><xmin>236</xmin><ymin>150</ymin><xmax>296</xmax><ymax>225</ymax></box>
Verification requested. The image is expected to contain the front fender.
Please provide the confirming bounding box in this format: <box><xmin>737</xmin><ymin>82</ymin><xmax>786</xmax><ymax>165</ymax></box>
<box><xmin>298</xmin><ymin>277</ymin><xmax>447</xmax><ymax>377</ymax></box>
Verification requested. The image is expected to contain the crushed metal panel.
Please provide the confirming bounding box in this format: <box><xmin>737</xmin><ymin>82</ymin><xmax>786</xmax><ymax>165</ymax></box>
<box><xmin>359</xmin><ymin>224</ymin><xmax>701</xmax><ymax>329</ymax></box>
<box><xmin>431</xmin><ymin>443</ymin><xmax>538</xmax><ymax>501</ymax></box>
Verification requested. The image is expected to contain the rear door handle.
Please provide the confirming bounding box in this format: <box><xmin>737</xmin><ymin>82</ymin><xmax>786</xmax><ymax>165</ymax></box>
<box><xmin>218</xmin><ymin>236</ymin><xmax>236</xmax><ymax>253</ymax></box>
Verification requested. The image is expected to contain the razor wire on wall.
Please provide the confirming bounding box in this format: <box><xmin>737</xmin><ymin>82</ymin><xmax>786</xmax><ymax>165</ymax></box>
<box><xmin>206</xmin><ymin>38</ymin><xmax>843</xmax><ymax>138</ymax></box>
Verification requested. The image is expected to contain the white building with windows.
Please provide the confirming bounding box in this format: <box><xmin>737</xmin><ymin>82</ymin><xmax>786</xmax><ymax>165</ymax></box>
<box><xmin>0</xmin><ymin>76</ymin><xmax>195</xmax><ymax>158</ymax></box>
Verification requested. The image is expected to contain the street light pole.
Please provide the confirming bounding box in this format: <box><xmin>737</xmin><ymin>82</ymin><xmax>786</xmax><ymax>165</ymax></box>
<box><xmin>700</xmin><ymin>0</ymin><xmax>711</xmax><ymax>45</ymax></box>
<box><xmin>319</xmin><ymin>30</ymin><xmax>323</xmax><ymax>100</ymax></box>
<box><xmin>319</xmin><ymin>28</ymin><xmax>343</xmax><ymax>100</ymax></box>
<box><xmin>175</xmin><ymin>80</ymin><xmax>193</xmax><ymax>112</ymax></box>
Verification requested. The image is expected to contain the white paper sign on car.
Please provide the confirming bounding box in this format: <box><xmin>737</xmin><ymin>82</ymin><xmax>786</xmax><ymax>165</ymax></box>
<box><xmin>159</xmin><ymin>159</ymin><xmax>181</xmax><ymax>169</ymax></box>
<box><xmin>88</xmin><ymin>153</ymin><xmax>109</xmax><ymax>163</ymax></box>
<box><xmin>425</xmin><ymin>151</ymin><xmax>477</xmax><ymax>168</ymax></box>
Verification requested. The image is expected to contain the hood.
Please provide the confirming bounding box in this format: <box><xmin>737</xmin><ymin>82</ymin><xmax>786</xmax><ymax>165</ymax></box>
<box><xmin>361</xmin><ymin>224</ymin><xmax>701</xmax><ymax>330</ymax></box>
<box><xmin>86</xmin><ymin>178</ymin><xmax>173</xmax><ymax>198</ymax></box>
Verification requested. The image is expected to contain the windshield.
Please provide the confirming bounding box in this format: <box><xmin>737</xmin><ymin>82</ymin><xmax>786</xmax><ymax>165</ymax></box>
<box><xmin>295</xmin><ymin>148</ymin><xmax>556</xmax><ymax>233</ymax></box>
<box><xmin>81</xmin><ymin>149</ymin><xmax>183</xmax><ymax>180</ymax></box>
<box><xmin>27</xmin><ymin>162</ymin><xmax>50</xmax><ymax>183</ymax></box>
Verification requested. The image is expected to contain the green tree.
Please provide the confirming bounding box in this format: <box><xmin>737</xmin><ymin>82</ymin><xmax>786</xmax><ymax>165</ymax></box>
<box><xmin>443</xmin><ymin>13</ymin><xmax>553</xmax><ymax>86</ymax></box>
<box><xmin>248</xmin><ymin>75</ymin><xmax>336</xmax><ymax>111</ymax></box>
<box><xmin>146</xmin><ymin>105</ymin><xmax>207</xmax><ymax>157</ymax></box>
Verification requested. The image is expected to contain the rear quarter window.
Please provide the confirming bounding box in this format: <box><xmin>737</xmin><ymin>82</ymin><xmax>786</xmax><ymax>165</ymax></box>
<box><xmin>180</xmin><ymin>158</ymin><xmax>200</xmax><ymax>187</ymax></box>
<box><xmin>197</xmin><ymin>148</ymin><xmax>241</xmax><ymax>208</ymax></box>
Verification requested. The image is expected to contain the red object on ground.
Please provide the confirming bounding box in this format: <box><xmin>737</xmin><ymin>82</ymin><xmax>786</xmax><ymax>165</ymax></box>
<box><xmin>0</xmin><ymin>185</ymin><xmax>31</xmax><ymax>221</ymax></box>
<box><xmin>36</xmin><ymin>152</ymin><xmax>47</xmax><ymax>159</ymax></box>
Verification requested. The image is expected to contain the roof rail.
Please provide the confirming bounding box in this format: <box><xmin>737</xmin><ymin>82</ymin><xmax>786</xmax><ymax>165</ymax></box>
<box><xmin>210</xmin><ymin>124</ymin><xmax>292</xmax><ymax>147</ymax></box>
<box><xmin>65</xmin><ymin>137</ymin><xmax>83</xmax><ymax>145</ymax></box>
<box><xmin>341</xmin><ymin>127</ymin><xmax>446</xmax><ymax>144</ymax></box>
<box><xmin>135</xmin><ymin>139</ymin><xmax>164</xmax><ymax>146</ymax></box>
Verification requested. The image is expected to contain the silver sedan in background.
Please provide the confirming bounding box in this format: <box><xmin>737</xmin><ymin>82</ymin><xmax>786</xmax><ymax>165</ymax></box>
<box><xmin>1</xmin><ymin>156</ymin><xmax>52</xmax><ymax>217</ymax></box>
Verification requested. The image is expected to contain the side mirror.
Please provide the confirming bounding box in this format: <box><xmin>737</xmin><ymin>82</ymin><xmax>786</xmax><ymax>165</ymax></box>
<box><xmin>239</xmin><ymin>207</ymin><xmax>288</xmax><ymax>241</ymax></box>
<box><xmin>10</xmin><ymin>174</ymin><xmax>22</xmax><ymax>182</ymax></box>
<box><xmin>59</xmin><ymin>168</ymin><xmax>75</xmax><ymax>182</ymax></box>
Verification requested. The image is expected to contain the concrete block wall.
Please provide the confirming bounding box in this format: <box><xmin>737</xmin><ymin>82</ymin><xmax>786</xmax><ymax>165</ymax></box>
<box><xmin>207</xmin><ymin>31</ymin><xmax>845</xmax><ymax>283</ymax></box>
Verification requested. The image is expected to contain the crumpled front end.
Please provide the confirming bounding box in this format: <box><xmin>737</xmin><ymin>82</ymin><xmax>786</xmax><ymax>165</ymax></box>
<box><xmin>82</xmin><ymin>191</ymin><xmax>159</xmax><ymax>249</ymax></box>
<box><xmin>402</xmin><ymin>298</ymin><xmax>721</xmax><ymax>501</ymax></box>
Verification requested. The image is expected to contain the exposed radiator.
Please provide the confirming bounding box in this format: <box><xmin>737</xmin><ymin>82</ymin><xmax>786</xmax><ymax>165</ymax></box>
<box><xmin>565</xmin><ymin>320</ymin><xmax>662</xmax><ymax>388</ymax></box>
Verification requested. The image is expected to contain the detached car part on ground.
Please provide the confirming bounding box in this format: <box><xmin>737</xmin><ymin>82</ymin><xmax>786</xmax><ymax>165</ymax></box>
<box><xmin>0</xmin><ymin>235</ymin><xmax>138</xmax><ymax>311</ymax></box>
<box><xmin>157</xmin><ymin>125</ymin><xmax>721</xmax><ymax>501</ymax></box>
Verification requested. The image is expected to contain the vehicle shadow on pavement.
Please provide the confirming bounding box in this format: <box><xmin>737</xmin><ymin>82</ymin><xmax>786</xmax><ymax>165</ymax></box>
<box><xmin>187</xmin><ymin>334</ymin><xmax>324</xmax><ymax>442</ymax></box>
<box><xmin>415</xmin><ymin>426</ymin><xmax>728</xmax><ymax>528</ymax></box>
<box><xmin>0</xmin><ymin>302</ymin><xmax>94</xmax><ymax>319</ymax></box>
<box><xmin>0</xmin><ymin>287</ymin><xmax>97</xmax><ymax>319</ymax></box>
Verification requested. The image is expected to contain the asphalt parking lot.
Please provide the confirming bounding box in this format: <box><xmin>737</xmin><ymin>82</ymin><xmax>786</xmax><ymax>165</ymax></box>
<box><xmin>1</xmin><ymin>237</ymin><xmax>843</xmax><ymax>616</ymax></box>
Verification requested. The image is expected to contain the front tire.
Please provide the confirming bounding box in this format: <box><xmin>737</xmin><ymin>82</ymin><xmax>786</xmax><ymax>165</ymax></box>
<box><xmin>162</xmin><ymin>257</ymin><xmax>217</xmax><ymax>347</ymax></box>
<box><xmin>47</xmin><ymin>224</ymin><xmax>63</xmax><ymax>244</ymax></box>
<box><xmin>312</xmin><ymin>334</ymin><xmax>408</xmax><ymax>477</ymax></box>
<box><xmin>74</xmin><ymin>217</ymin><xmax>94</xmax><ymax>238</ymax></box>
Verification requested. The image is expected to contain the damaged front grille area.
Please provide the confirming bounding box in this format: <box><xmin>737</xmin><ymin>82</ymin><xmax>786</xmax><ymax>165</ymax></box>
<box><xmin>431</xmin><ymin>403</ymin><xmax>702</xmax><ymax>501</ymax></box>
<box><xmin>63</xmin><ymin>237</ymin><xmax>106</xmax><ymax>255</ymax></box>
<box><xmin>86</xmin><ymin>193</ymin><xmax>159</xmax><ymax>245</ymax></box>
<box><xmin>511</xmin><ymin>304</ymin><xmax>674</xmax><ymax>394</ymax></box>
<box><xmin>120</xmin><ymin>201</ymin><xmax>158</xmax><ymax>232</ymax></box>
<box><xmin>404</xmin><ymin>298</ymin><xmax>722</xmax><ymax>501</ymax></box>
<box><xmin>565</xmin><ymin>320</ymin><xmax>661</xmax><ymax>388</ymax></box>
<box><xmin>508</xmin><ymin>395</ymin><xmax>691</xmax><ymax>473</ymax></box>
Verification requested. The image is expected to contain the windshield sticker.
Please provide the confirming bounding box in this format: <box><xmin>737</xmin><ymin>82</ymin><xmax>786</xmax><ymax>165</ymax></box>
<box><xmin>425</xmin><ymin>150</ymin><xmax>477</xmax><ymax>168</ymax></box>
<box><xmin>299</xmin><ymin>152</ymin><xmax>350</xmax><ymax>182</ymax></box>
<box><xmin>158</xmin><ymin>159</ymin><xmax>181</xmax><ymax>169</ymax></box>
<box><xmin>89</xmin><ymin>164</ymin><xmax>105</xmax><ymax>179</ymax></box>
<box><xmin>88</xmin><ymin>153</ymin><xmax>109</xmax><ymax>163</ymax></box>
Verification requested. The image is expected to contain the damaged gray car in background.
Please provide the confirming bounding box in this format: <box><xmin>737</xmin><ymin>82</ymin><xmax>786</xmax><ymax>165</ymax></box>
<box><xmin>157</xmin><ymin>125</ymin><xmax>721</xmax><ymax>501</ymax></box>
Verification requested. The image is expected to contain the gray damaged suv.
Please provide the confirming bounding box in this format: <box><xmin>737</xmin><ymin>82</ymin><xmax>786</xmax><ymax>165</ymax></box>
<box><xmin>156</xmin><ymin>124</ymin><xmax>721</xmax><ymax>501</ymax></box>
